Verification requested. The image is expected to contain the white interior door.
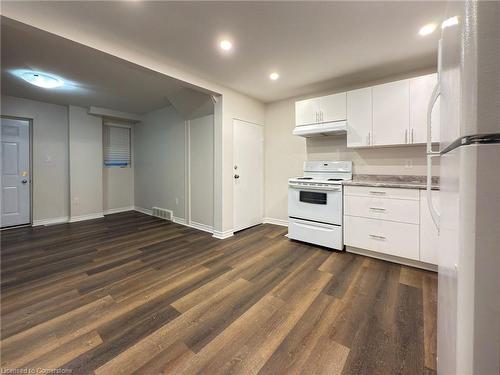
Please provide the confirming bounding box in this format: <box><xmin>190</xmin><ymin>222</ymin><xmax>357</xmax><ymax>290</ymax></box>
<box><xmin>233</xmin><ymin>119</ymin><xmax>263</xmax><ymax>232</ymax></box>
<box><xmin>1</xmin><ymin>118</ymin><xmax>31</xmax><ymax>227</ymax></box>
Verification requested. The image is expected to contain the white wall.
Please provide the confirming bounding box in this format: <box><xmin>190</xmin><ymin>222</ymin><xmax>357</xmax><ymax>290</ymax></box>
<box><xmin>264</xmin><ymin>93</ymin><xmax>439</xmax><ymax>222</ymax></box>
<box><xmin>103</xmin><ymin>167</ymin><xmax>134</xmax><ymax>212</ymax></box>
<box><xmin>189</xmin><ymin>114</ymin><xmax>214</xmax><ymax>228</ymax></box>
<box><xmin>68</xmin><ymin>105</ymin><xmax>103</xmax><ymax>219</ymax></box>
<box><xmin>103</xmin><ymin>125</ymin><xmax>134</xmax><ymax>213</ymax></box>
<box><xmin>134</xmin><ymin>106</ymin><xmax>186</xmax><ymax>219</ymax></box>
<box><xmin>1</xmin><ymin>95</ymin><xmax>69</xmax><ymax>223</ymax></box>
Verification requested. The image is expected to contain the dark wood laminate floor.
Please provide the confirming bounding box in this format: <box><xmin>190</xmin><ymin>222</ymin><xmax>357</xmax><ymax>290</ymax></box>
<box><xmin>0</xmin><ymin>211</ymin><xmax>437</xmax><ymax>375</ymax></box>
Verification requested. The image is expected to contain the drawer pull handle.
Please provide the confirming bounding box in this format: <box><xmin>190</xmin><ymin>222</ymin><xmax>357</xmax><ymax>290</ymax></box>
<box><xmin>369</xmin><ymin>234</ymin><xmax>386</xmax><ymax>240</ymax></box>
<box><xmin>369</xmin><ymin>207</ymin><xmax>386</xmax><ymax>211</ymax></box>
<box><xmin>369</xmin><ymin>191</ymin><xmax>386</xmax><ymax>195</ymax></box>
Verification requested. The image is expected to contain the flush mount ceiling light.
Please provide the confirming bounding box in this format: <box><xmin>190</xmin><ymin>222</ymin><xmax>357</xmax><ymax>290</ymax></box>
<box><xmin>20</xmin><ymin>71</ymin><xmax>64</xmax><ymax>89</ymax></box>
<box><xmin>269</xmin><ymin>72</ymin><xmax>280</xmax><ymax>81</ymax></box>
<box><xmin>442</xmin><ymin>16</ymin><xmax>459</xmax><ymax>29</ymax></box>
<box><xmin>219</xmin><ymin>40</ymin><xmax>233</xmax><ymax>51</ymax></box>
<box><xmin>419</xmin><ymin>23</ymin><xmax>437</xmax><ymax>36</ymax></box>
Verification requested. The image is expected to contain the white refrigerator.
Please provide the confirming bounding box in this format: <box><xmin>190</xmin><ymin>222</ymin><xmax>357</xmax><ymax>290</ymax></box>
<box><xmin>427</xmin><ymin>1</ymin><xmax>500</xmax><ymax>374</ymax></box>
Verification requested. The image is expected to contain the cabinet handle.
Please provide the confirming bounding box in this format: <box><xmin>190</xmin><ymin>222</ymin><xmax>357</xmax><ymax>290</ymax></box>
<box><xmin>369</xmin><ymin>234</ymin><xmax>386</xmax><ymax>240</ymax></box>
<box><xmin>405</xmin><ymin>129</ymin><xmax>408</xmax><ymax>144</ymax></box>
<box><xmin>411</xmin><ymin>128</ymin><xmax>414</xmax><ymax>143</ymax></box>
<box><xmin>369</xmin><ymin>191</ymin><xmax>386</xmax><ymax>195</ymax></box>
<box><xmin>321</xmin><ymin>111</ymin><xmax>324</xmax><ymax>122</ymax></box>
<box><xmin>369</xmin><ymin>207</ymin><xmax>386</xmax><ymax>211</ymax></box>
<box><xmin>367</xmin><ymin>131</ymin><xmax>371</xmax><ymax>146</ymax></box>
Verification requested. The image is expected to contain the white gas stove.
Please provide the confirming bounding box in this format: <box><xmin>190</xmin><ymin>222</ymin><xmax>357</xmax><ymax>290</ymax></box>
<box><xmin>288</xmin><ymin>161</ymin><xmax>352</xmax><ymax>250</ymax></box>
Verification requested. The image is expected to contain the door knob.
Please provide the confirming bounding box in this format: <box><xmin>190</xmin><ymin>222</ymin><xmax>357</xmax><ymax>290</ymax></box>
<box><xmin>21</xmin><ymin>179</ymin><xmax>28</xmax><ymax>184</ymax></box>
<box><xmin>234</xmin><ymin>174</ymin><xmax>240</xmax><ymax>179</ymax></box>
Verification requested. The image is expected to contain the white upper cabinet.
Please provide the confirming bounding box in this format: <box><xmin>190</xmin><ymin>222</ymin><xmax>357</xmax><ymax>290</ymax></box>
<box><xmin>410</xmin><ymin>73</ymin><xmax>440</xmax><ymax>144</ymax></box>
<box><xmin>347</xmin><ymin>87</ymin><xmax>372</xmax><ymax>147</ymax></box>
<box><xmin>372</xmin><ymin>79</ymin><xmax>410</xmax><ymax>146</ymax></box>
<box><xmin>295</xmin><ymin>98</ymin><xmax>321</xmax><ymax>126</ymax></box>
<box><xmin>319</xmin><ymin>92</ymin><xmax>346</xmax><ymax>123</ymax></box>
<box><xmin>298</xmin><ymin>73</ymin><xmax>440</xmax><ymax>145</ymax></box>
<box><xmin>295</xmin><ymin>92</ymin><xmax>346</xmax><ymax>127</ymax></box>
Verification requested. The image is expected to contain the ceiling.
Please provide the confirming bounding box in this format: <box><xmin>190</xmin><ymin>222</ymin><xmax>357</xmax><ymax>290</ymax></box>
<box><xmin>1</xmin><ymin>1</ymin><xmax>446</xmax><ymax>103</ymax></box>
<box><xmin>1</xmin><ymin>18</ymin><xmax>215</xmax><ymax>115</ymax></box>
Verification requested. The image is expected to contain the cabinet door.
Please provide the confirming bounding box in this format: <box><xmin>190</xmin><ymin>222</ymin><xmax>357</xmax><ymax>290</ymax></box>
<box><xmin>295</xmin><ymin>98</ymin><xmax>320</xmax><ymax>126</ymax></box>
<box><xmin>347</xmin><ymin>87</ymin><xmax>372</xmax><ymax>147</ymax></box>
<box><xmin>419</xmin><ymin>190</ymin><xmax>440</xmax><ymax>265</ymax></box>
<box><xmin>372</xmin><ymin>80</ymin><xmax>410</xmax><ymax>146</ymax></box>
<box><xmin>319</xmin><ymin>92</ymin><xmax>346</xmax><ymax>123</ymax></box>
<box><xmin>410</xmin><ymin>73</ymin><xmax>440</xmax><ymax>144</ymax></box>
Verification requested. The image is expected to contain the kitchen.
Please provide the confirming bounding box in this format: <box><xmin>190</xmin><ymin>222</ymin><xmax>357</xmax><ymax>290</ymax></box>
<box><xmin>0</xmin><ymin>1</ymin><xmax>498</xmax><ymax>374</ymax></box>
<box><xmin>285</xmin><ymin>72</ymin><xmax>440</xmax><ymax>270</ymax></box>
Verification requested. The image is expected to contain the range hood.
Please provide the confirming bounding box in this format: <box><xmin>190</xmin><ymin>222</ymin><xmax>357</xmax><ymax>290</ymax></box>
<box><xmin>292</xmin><ymin>120</ymin><xmax>347</xmax><ymax>137</ymax></box>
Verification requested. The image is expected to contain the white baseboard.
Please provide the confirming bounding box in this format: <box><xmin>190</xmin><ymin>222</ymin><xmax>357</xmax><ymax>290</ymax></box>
<box><xmin>69</xmin><ymin>212</ymin><xmax>104</xmax><ymax>223</ymax></box>
<box><xmin>188</xmin><ymin>221</ymin><xmax>214</xmax><ymax>234</ymax></box>
<box><xmin>134</xmin><ymin>206</ymin><xmax>153</xmax><ymax>216</ymax></box>
<box><xmin>263</xmin><ymin>217</ymin><xmax>288</xmax><ymax>227</ymax></box>
<box><xmin>346</xmin><ymin>246</ymin><xmax>438</xmax><ymax>272</ymax></box>
<box><xmin>32</xmin><ymin>216</ymin><xmax>69</xmax><ymax>227</ymax></box>
<box><xmin>134</xmin><ymin>207</ymin><xmax>223</xmax><ymax>238</ymax></box>
<box><xmin>173</xmin><ymin>216</ymin><xmax>187</xmax><ymax>225</ymax></box>
<box><xmin>104</xmin><ymin>206</ymin><xmax>134</xmax><ymax>215</ymax></box>
<box><xmin>212</xmin><ymin>229</ymin><xmax>234</xmax><ymax>240</ymax></box>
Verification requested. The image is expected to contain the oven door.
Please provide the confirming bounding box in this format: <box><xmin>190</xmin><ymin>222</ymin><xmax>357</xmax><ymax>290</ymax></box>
<box><xmin>288</xmin><ymin>185</ymin><xmax>342</xmax><ymax>225</ymax></box>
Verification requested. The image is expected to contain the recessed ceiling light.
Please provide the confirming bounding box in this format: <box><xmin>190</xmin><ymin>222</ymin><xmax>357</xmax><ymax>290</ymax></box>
<box><xmin>442</xmin><ymin>16</ymin><xmax>459</xmax><ymax>29</ymax></box>
<box><xmin>20</xmin><ymin>71</ymin><xmax>64</xmax><ymax>89</ymax></box>
<box><xmin>269</xmin><ymin>72</ymin><xmax>280</xmax><ymax>81</ymax></box>
<box><xmin>419</xmin><ymin>23</ymin><xmax>437</xmax><ymax>36</ymax></box>
<box><xmin>219</xmin><ymin>40</ymin><xmax>233</xmax><ymax>51</ymax></box>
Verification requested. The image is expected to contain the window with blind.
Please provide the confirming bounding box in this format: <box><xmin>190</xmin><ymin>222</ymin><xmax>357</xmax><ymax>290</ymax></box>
<box><xmin>103</xmin><ymin>124</ymin><xmax>131</xmax><ymax>167</ymax></box>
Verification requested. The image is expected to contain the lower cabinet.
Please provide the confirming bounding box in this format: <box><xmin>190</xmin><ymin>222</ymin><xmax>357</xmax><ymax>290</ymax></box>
<box><xmin>344</xmin><ymin>186</ymin><xmax>438</xmax><ymax>267</ymax></box>
<box><xmin>344</xmin><ymin>216</ymin><xmax>420</xmax><ymax>261</ymax></box>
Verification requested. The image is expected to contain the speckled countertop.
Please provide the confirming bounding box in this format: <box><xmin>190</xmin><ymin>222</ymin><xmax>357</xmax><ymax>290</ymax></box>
<box><xmin>343</xmin><ymin>174</ymin><xmax>440</xmax><ymax>190</ymax></box>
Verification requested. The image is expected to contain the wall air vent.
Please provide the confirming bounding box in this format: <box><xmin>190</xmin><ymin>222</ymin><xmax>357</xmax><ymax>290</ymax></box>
<box><xmin>152</xmin><ymin>207</ymin><xmax>173</xmax><ymax>221</ymax></box>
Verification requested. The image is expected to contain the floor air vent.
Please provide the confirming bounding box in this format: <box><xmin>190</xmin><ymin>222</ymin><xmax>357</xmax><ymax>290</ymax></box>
<box><xmin>152</xmin><ymin>207</ymin><xmax>172</xmax><ymax>221</ymax></box>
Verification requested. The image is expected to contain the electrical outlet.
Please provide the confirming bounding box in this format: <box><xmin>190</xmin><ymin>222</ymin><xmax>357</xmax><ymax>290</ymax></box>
<box><xmin>404</xmin><ymin>159</ymin><xmax>413</xmax><ymax>169</ymax></box>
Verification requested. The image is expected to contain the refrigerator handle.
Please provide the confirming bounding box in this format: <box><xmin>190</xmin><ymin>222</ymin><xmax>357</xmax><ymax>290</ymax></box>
<box><xmin>427</xmin><ymin>82</ymin><xmax>441</xmax><ymax>230</ymax></box>
<box><xmin>427</xmin><ymin>154</ymin><xmax>440</xmax><ymax>231</ymax></box>
<box><xmin>427</xmin><ymin>83</ymin><xmax>440</xmax><ymax>154</ymax></box>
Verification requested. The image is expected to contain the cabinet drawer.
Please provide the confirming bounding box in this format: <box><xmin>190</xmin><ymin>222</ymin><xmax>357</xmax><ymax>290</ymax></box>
<box><xmin>344</xmin><ymin>185</ymin><xmax>419</xmax><ymax>200</ymax></box>
<box><xmin>344</xmin><ymin>195</ymin><xmax>419</xmax><ymax>224</ymax></box>
<box><xmin>344</xmin><ymin>216</ymin><xmax>419</xmax><ymax>260</ymax></box>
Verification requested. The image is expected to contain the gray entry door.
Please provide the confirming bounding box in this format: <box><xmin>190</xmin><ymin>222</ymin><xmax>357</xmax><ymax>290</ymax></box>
<box><xmin>1</xmin><ymin>118</ymin><xmax>30</xmax><ymax>227</ymax></box>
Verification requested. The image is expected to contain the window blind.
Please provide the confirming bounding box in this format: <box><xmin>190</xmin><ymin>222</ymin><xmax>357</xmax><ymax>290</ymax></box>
<box><xmin>103</xmin><ymin>124</ymin><xmax>131</xmax><ymax>167</ymax></box>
